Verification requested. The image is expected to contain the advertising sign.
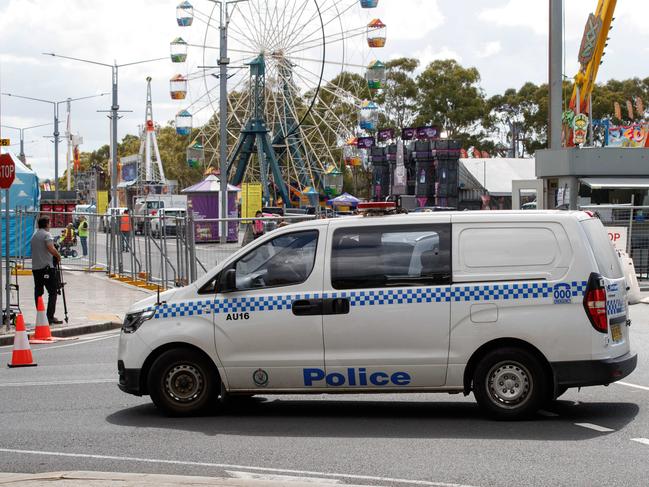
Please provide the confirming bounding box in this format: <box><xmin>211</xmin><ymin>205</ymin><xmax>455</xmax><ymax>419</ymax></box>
<box><xmin>377</xmin><ymin>128</ymin><xmax>395</xmax><ymax>142</ymax></box>
<box><xmin>416</xmin><ymin>126</ymin><xmax>440</xmax><ymax>140</ymax></box>
<box><xmin>573</xmin><ymin>114</ymin><xmax>589</xmax><ymax>145</ymax></box>
<box><xmin>241</xmin><ymin>183</ymin><xmax>263</xmax><ymax>221</ymax></box>
<box><xmin>401</xmin><ymin>128</ymin><xmax>416</xmax><ymax>140</ymax></box>
<box><xmin>608</xmin><ymin>124</ymin><xmax>649</xmax><ymax>148</ymax></box>
<box><xmin>356</xmin><ymin>136</ymin><xmax>375</xmax><ymax>149</ymax></box>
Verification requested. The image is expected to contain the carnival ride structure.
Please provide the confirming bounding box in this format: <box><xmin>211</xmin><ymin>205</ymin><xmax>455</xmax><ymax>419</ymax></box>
<box><xmin>168</xmin><ymin>0</ymin><xmax>388</xmax><ymax>204</ymax></box>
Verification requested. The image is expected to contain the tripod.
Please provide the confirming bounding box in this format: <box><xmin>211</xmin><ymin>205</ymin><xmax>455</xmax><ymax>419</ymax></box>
<box><xmin>56</xmin><ymin>262</ymin><xmax>69</xmax><ymax>324</ymax></box>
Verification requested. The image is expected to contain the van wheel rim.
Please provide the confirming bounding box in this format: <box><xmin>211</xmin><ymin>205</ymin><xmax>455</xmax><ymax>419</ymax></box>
<box><xmin>486</xmin><ymin>361</ymin><xmax>532</xmax><ymax>409</ymax></box>
<box><xmin>165</xmin><ymin>364</ymin><xmax>203</xmax><ymax>403</ymax></box>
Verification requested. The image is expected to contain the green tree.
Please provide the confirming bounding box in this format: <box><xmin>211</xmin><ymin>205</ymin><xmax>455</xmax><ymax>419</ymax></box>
<box><xmin>375</xmin><ymin>57</ymin><xmax>419</xmax><ymax>129</ymax></box>
<box><xmin>415</xmin><ymin>59</ymin><xmax>487</xmax><ymax>145</ymax></box>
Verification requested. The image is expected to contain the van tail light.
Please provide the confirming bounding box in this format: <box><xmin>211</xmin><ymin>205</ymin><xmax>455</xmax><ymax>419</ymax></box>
<box><xmin>583</xmin><ymin>272</ymin><xmax>608</xmax><ymax>333</ymax></box>
<box><xmin>151</xmin><ymin>210</ymin><xmax>157</xmax><ymax>216</ymax></box>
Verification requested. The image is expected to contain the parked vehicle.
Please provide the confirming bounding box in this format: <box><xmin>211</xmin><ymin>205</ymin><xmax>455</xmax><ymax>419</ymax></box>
<box><xmin>133</xmin><ymin>195</ymin><xmax>187</xmax><ymax>234</ymax></box>
<box><xmin>118</xmin><ymin>208</ymin><xmax>635</xmax><ymax>419</ymax></box>
<box><xmin>150</xmin><ymin>208</ymin><xmax>187</xmax><ymax>237</ymax></box>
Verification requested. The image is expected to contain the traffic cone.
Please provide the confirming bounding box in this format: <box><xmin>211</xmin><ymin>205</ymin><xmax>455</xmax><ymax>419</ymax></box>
<box><xmin>29</xmin><ymin>296</ymin><xmax>54</xmax><ymax>344</ymax></box>
<box><xmin>8</xmin><ymin>313</ymin><xmax>37</xmax><ymax>368</ymax></box>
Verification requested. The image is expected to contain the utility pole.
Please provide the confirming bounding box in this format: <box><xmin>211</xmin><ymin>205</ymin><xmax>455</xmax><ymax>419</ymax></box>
<box><xmin>43</xmin><ymin>53</ymin><xmax>166</xmax><ymax>208</ymax></box>
<box><xmin>208</xmin><ymin>0</ymin><xmax>247</xmax><ymax>243</ymax></box>
<box><xmin>549</xmin><ymin>0</ymin><xmax>563</xmax><ymax>150</ymax></box>
<box><xmin>1</xmin><ymin>123</ymin><xmax>51</xmax><ymax>164</ymax></box>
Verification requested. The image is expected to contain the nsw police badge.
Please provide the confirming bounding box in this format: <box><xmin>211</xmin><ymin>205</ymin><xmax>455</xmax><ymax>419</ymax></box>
<box><xmin>252</xmin><ymin>368</ymin><xmax>269</xmax><ymax>387</ymax></box>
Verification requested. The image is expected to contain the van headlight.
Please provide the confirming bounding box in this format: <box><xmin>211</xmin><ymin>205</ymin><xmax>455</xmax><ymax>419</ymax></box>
<box><xmin>122</xmin><ymin>309</ymin><xmax>156</xmax><ymax>334</ymax></box>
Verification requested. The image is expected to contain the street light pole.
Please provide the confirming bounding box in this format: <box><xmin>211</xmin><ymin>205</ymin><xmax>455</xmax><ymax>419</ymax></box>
<box><xmin>1</xmin><ymin>92</ymin><xmax>108</xmax><ymax>199</ymax></box>
<box><xmin>43</xmin><ymin>53</ymin><xmax>166</xmax><ymax>208</ymax></box>
<box><xmin>1</xmin><ymin>123</ymin><xmax>51</xmax><ymax>164</ymax></box>
<box><xmin>211</xmin><ymin>0</ymin><xmax>246</xmax><ymax>244</ymax></box>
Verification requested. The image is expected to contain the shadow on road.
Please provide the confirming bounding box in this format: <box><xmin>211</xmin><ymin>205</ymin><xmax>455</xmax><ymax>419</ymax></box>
<box><xmin>106</xmin><ymin>396</ymin><xmax>639</xmax><ymax>441</ymax></box>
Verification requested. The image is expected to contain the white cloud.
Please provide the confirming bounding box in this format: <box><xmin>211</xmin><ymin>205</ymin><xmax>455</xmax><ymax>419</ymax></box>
<box><xmin>476</xmin><ymin>41</ymin><xmax>502</xmax><ymax>59</ymax></box>
<box><xmin>408</xmin><ymin>46</ymin><xmax>462</xmax><ymax>71</ymax></box>
<box><xmin>378</xmin><ymin>0</ymin><xmax>445</xmax><ymax>41</ymax></box>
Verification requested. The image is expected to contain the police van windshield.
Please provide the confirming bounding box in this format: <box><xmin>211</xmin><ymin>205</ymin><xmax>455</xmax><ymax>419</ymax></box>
<box><xmin>581</xmin><ymin>218</ymin><xmax>623</xmax><ymax>279</ymax></box>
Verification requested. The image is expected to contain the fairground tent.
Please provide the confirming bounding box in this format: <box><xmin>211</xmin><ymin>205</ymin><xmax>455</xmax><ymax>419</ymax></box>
<box><xmin>1</xmin><ymin>154</ymin><xmax>40</xmax><ymax>257</ymax></box>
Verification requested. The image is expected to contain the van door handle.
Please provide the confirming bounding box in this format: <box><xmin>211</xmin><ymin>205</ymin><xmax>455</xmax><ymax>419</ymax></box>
<box><xmin>292</xmin><ymin>299</ymin><xmax>323</xmax><ymax>316</ymax></box>
<box><xmin>323</xmin><ymin>298</ymin><xmax>350</xmax><ymax>315</ymax></box>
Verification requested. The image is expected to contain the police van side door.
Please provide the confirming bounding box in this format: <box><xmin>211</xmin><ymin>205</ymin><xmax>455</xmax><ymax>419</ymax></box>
<box><xmin>319</xmin><ymin>219</ymin><xmax>452</xmax><ymax>390</ymax></box>
<box><xmin>212</xmin><ymin>228</ymin><xmax>324</xmax><ymax>391</ymax></box>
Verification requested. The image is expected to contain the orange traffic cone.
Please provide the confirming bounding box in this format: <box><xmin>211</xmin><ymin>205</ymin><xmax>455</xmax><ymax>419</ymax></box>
<box><xmin>30</xmin><ymin>296</ymin><xmax>54</xmax><ymax>344</ymax></box>
<box><xmin>8</xmin><ymin>313</ymin><xmax>37</xmax><ymax>368</ymax></box>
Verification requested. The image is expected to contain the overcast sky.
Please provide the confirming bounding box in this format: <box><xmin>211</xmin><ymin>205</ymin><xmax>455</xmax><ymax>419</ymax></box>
<box><xmin>0</xmin><ymin>0</ymin><xmax>647</xmax><ymax>180</ymax></box>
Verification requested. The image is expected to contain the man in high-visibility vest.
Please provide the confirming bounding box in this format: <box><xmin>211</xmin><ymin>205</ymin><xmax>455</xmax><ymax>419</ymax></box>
<box><xmin>78</xmin><ymin>216</ymin><xmax>89</xmax><ymax>256</ymax></box>
<box><xmin>120</xmin><ymin>210</ymin><xmax>131</xmax><ymax>252</ymax></box>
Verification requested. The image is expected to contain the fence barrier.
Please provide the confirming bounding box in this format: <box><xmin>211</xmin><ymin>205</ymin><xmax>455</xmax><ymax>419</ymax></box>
<box><xmin>13</xmin><ymin>210</ymin><xmax>315</xmax><ymax>290</ymax></box>
<box><xmin>580</xmin><ymin>205</ymin><xmax>649</xmax><ymax>280</ymax></box>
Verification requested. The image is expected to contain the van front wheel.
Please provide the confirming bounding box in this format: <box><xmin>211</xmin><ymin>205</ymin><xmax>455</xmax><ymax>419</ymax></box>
<box><xmin>147</xmin><ymin>348</ymin><xmax>219</xmax><ymax>416</ymax></box>
<box><xmin>473</xmin><ymin>348</ymin><xmax>547</xmax><ymax>420</ymax></box>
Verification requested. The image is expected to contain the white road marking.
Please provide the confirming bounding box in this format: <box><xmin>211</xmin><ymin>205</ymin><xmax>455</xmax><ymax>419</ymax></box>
<box><xmin>227</xmin><ymin>471</ymin><xmax>342</xmax><ymax>484</ymax></box>
<box><xmin>631</xmin><ymin>438</ymin><xmax>649</xmax><ymax>447</ymax></box>
<box><xmin>538</xmin><ymin>410</ymin><xmax>559</xmax><ymax>417</ymax></box>
<box><xmin>0</xmin><ymin>333</ymin><xmax>118</xmax><ymax>356</ymax></box>
<box><xmin>0</xmin><ymin>379</ymin><xmax>114</xmax><ymax>387</ymax></box>
<box><xmin>617</xmin><ymin>381</ymin><xmax>649</xmax><ymax>392</ymax></box>
<box><xmin>574</xmin><ymin>423</ymin><xmax>615</xmax><ymax>433</ymax></box>
<box><xmin>0</xmin><ymin>448</ymin><xmax>479</xmax><ymax>487</ymax></box>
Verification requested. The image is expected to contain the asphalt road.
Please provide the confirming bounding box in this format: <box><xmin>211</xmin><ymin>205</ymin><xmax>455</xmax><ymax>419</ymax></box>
<box><xmin>0</xmin><ymin>304</ymin><xmax>648</xmax><ymax>486</ymax></box>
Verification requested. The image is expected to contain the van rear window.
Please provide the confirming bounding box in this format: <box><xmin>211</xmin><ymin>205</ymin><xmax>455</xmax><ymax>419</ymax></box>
<box><xmin>581</xmin><ymin>219</ymin><xmax>623</xmax><ymax>279</ymax></box>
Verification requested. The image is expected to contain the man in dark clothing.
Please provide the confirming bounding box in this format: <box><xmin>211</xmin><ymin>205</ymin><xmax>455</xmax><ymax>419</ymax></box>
<box><xmin>31</xmin><ymin>216</ymin><xmax>62</xmax><ymax>324</ymax></box>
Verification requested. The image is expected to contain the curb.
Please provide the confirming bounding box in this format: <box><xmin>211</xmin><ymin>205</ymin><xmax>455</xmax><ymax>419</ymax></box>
<box><xmin>0</xmin><ymin>321</ymin><xmax>121</xmax><ymax>346</ymax></box>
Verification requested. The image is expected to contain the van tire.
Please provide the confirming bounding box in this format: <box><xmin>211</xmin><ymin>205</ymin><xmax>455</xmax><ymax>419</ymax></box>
<box><xmin>147</xmin><ymin>348</ymin><xmax>219</xmax><ymax>416</ymax></box>
<box><xmin>473</xmin><ymin>347</ymin><xmax>547</xmax><ymax>420</ymax></box>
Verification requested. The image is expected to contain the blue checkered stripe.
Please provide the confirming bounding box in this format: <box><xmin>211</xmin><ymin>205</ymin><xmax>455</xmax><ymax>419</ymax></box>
<box><xmin>570</xmin><ymin>281</ymin><xmax>587</xmax><ymax>297</ymax></box>
<box><xmin>452</xmin><ymin>282</ymin><xmax>552</xmax><ymax>302</ymax></box>
<box><xmin>149</xmin><ymin>281</ymin><xmax>589</xmax><ymax>320</ymax></box>
<box><xmin>606</xmin><ymin>298</ymin><xmax>626</xmax><ymax>316</ymax></box>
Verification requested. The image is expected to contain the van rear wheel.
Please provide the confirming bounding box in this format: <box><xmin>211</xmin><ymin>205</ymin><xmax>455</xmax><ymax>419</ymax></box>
<box><xmin>473</xmin><ymin>347</ymin><xmax>547</xmax><ymax>420</ymax></box>
<box><xmin>147</xmin><ymin>348</ymin><xmax>219</xmax><ymax>416</ymax></box>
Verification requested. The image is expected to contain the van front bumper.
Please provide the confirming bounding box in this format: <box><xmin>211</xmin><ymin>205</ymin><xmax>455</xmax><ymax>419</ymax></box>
<box><xmin>118</xmin><ymin>360</ymin><xmax>143</xmax><ymax>396</ymax></box>
<box><xmin>552</xmin><ymin>352</ymin><xmax>637</xmax><ymax>388</ymax></box>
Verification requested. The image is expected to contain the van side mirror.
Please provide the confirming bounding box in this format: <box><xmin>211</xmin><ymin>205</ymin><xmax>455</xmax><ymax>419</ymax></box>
<box><xmin>218</xmin><ymin>268</ymin><xmax>236</xmax><ymax>293</ymax></box>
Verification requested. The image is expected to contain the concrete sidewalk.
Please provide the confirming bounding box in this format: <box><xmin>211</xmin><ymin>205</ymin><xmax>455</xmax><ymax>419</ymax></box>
<box><xmin>0</xmin><ymin>271</ymin><xmax>152</xmax><ymax>345</ymax></box>
<box><xmin>0</xmin><ymin>471</ymin><xmax>356</xmax><ymax>486</ymax></box>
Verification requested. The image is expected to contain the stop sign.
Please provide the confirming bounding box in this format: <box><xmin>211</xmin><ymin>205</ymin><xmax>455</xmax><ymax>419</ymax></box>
<box><xmin>0</xmin><ymin>154</ymin><xmax>15</xmax><ymax>189</ymax></box>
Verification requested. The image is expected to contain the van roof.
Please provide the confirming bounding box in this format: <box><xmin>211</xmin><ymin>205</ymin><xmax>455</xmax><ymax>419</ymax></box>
<box><xmin>283</xmin><ymin>210</ymin><xmax>594</xmax><ymax>231</ymax></box>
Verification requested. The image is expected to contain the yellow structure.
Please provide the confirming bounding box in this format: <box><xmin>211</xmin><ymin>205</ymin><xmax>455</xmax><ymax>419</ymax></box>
<box><xmin>569</xmin><ymin>0</ymin><xmax>617</xmax><ymax>117</ymax></box>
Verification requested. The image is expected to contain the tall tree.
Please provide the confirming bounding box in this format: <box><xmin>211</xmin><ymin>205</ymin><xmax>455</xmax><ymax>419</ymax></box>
<box><xmin>415</xmin><ymin>59</ymin><xmax>486</xmax><ymax>144</ymax></box>
<box><xmin>375</xmin><ymin>57</ymin><xmax>419</xmax><ymax>129</ymax></box>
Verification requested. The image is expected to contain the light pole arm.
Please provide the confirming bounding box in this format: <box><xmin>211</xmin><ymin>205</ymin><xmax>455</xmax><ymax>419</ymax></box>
<box><xmin>42</xmin><ymin>52</ymin><xmax>112</xmax><ymax>68</ymax></box>
<box><xmin>1</xmin><ymin>93</ymin><xmax>54</xmax><ymax>106</ymax></box>
<box><xmin>117</xmin><ymin>57</ymin><xmax>167</xmax><ymax>68</ymax></box>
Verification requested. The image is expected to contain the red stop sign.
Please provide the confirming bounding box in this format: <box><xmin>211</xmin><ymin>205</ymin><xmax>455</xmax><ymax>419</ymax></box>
<box><xmin>0</xmin><ymin>154</ymin><xmax>15</xmax><ymax>189</ymax></box>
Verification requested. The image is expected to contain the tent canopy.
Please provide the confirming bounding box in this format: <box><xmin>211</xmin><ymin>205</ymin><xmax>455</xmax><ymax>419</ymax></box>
<box><xmin>329</xmin><ymin>192</ymin><xmax>360</xmax><ymax>206</ymax></box>
<box><xmin>182</xmin><ymin>174</ymin><xmax>240</xmax><ymax>193</ymax></box>
<box><xmin>1</xmin><ymin>154</ymin><xmax>40</xmax><ymax>257</ymax></box>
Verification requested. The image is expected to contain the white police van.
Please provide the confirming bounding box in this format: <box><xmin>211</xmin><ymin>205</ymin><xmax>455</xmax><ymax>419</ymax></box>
<box><xmin>118</xmin><ymin>205</ymin><xmax>636</xmax><ymax>419</ymax></box>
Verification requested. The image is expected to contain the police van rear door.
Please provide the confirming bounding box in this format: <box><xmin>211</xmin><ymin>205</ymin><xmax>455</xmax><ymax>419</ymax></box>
<box><xmin>319</xmin><ymin>218</ymin><xmax>452</xmax><ymax>390</ymax></box>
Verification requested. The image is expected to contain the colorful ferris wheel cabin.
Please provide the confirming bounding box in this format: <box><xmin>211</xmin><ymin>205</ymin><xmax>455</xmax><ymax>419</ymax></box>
<box><xmin>367</xmin><ymin>19</ymin><xmax>386</xmax><ymax>48</ymax></box>
<box><xmin>170</xmin><ymin>37</ymin><xmax>188</xmax><ymax>63</ymax></box>
<box><xmin>366</xmin><ymin>60</ymin><xmax>386</xmax><ymax>92</ymax></box>
<box><xmin>176</xmin><ymin>1</ymin><xmax>194</xmax><ymax>26</ymax></box>
<box><xmin>359</xmin><ymin>100</ymin><xmax>379</xmax><ymax>131</ymax></box>
<box><xmin>175</xmin><ymin>110</ymin><xmax>193</xmax><ymax>136</ymax></box>
<box><xmin>170</xmin><ymin>75</ymin><xmax>188</xmax><ymax>100</ymax></box>
<box><xmin>360</xmin><ymin>0</ymin><xmax>379</xmax><ymax>7</ymax></box>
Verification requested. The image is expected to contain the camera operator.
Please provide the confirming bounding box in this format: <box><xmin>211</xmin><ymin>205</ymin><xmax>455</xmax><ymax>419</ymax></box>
<box><xmin>31</xmin><ymin>216</ymin><xmax>62</xmax><ymax>324</ymax></box>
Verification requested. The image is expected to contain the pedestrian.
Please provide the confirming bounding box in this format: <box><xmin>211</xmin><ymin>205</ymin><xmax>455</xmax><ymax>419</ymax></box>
<box><xmin>120</xmin><ymin>210</ymin><xmax>131</xmax><ymax>252</ymax></box>
<box><xmin>252</xmin><ymin>210</ymin><xmax>265</xmax><ymax>239</ymax></box>
<box><xmin>31</xmin><ymin>216</ymin><xmax>63</xmax><ymax>325</ymax></box>
<box><xmin>78</xmin><ymin>216</ymin><xmax>89</xmax><ymax>257</ymax></box>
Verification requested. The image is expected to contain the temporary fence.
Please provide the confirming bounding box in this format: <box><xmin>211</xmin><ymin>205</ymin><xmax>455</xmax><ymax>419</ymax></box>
<box><xmin>13</xmin><ymin>210</ymin><xmax>315</xmax><ymax>290</ymax></box>
<box><xmin>580</xmin><ymin>205</ymin><xmax>649</xmax><ymax>280</ymax></box>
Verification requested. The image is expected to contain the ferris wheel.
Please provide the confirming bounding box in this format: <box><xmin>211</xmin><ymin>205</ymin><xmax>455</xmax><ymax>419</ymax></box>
<box><xmin>170</xmin><ymin>0</ymin><xmax>388</xmax><ymax>204</ymax></box>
